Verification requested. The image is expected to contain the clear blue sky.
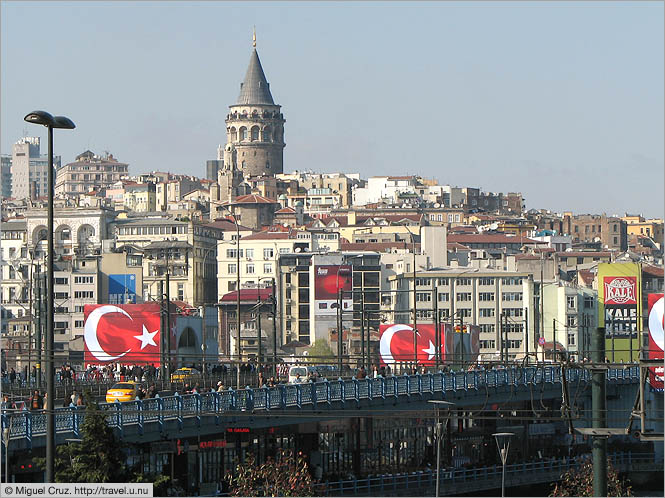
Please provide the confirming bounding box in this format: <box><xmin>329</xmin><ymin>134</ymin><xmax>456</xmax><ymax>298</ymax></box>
<box><xmin>2</xmin><ymin>1</ymin><xmax>663</xmax><ymax>218</ymax></box>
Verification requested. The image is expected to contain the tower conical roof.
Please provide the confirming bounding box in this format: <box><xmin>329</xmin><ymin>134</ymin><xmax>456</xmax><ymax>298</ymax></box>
<box><xmin>236</xmin><ymin>49</ymin><xmax>275</xmax><ymax>105</ymax></box>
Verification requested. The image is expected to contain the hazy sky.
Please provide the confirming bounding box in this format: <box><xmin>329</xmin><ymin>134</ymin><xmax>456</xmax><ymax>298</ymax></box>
<box><xmin>2</xmin><ymin>2</ymin><xmax>663</xmax><ymax>218</ymax></box>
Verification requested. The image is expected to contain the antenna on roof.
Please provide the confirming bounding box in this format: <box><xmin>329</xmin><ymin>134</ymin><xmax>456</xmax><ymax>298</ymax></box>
<box><xmin>253</xmin><ymin>26</ymin><xmax>256</xmax><ymax>48</ymax></box>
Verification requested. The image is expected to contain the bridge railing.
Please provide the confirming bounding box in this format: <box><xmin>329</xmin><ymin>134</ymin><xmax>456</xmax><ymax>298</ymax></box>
<box><xmin>1</xmin><ymin>366</ymin><xmax>639</xmax><ymax>445</ymax></box>
<box><xmin>320</xmin><ymin>451</ymin><xmax>660</xmax><ymax>496</ymax></box>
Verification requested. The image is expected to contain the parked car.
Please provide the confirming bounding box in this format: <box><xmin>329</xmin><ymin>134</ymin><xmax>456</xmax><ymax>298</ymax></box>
<box><xmin>288</xmin><ymin>366</ymin><xmax>308</xmax><ymax>384</ymax></box>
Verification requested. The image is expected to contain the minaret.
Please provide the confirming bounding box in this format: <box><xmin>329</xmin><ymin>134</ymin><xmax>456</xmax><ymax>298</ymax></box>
<box><xmin>225</xmin><ymin>31</ymin><xmax>285</xmax><ymax>177</ymax></box>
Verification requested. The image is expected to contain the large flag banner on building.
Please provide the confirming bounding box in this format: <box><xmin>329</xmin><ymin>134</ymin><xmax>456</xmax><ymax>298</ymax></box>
<box><xmin>598</xmin><ymin>262</ymin><xmax>642</xmax><ymax>362</ymax></box>
<box><xmin>314</xmin><ymin>265</ymin><xmax>352</xmax><ymax>315</ymax></box>
<box><xmin>647</xmin><ymin>293</ymin><xmax>664</xmax><ymax>392</ymax></box>
<box><xmin>379</xmin><ymin>323</ymin><xmax>480</xmax><ymax>366</ymax></box>
<box><xmin>84</xmin><ymin>303</ymin><xmax>161</xmax><ymax>366</ymax></box>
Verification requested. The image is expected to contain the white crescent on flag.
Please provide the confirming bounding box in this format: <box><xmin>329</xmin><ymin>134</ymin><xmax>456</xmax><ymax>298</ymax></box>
<box><xmin>379</xmin><ymin>324</ymin><xmax>414</xmax><ymax>365</ymax></box>
<box><xmin>649</xmin><ymin>296</ymin><xmax>664</xmax><ymax>351</ymax></box>
<box><xmin>84</xmin><ymin>305</ymin><xmax>133</xmax><ymax>362</ymax></box>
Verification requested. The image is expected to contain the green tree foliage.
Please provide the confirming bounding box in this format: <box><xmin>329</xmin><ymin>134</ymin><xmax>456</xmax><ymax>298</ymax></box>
<box><xmin>550</xmin><ymin>457</ymin><xmax>632</xmax><ymax>497</ymax></box>
<box><xmin>226</xmin><ymin>450</ymin><xmax>320</xmax><ymax>496</ymax></box>
<box><xmin>305</xmin><ymin>339</ymin><xmax>335</xmax><ymax>364</ymax></box>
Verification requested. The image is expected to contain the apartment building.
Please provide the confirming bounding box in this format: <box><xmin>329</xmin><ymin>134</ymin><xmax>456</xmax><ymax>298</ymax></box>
<box><xmin>10</xmin><ymin>137</ymin><xmax>61</xmax><ymax>199</ymax></box>
<box><xmin>124</xmin><ymin>183</ymin><xmax>156</xmax><ymax>212</ymax></box>
<box><xmin>387</xmin><ymin>269</ymin><xmax>535</xmax><ymax>361</ymax></box>
<box><xmin>55</xmin><ymin>150</ymin><xmax>129</xmax><ymax>196</ymax></box>
<box><xmin>563</xmin><ymin>213</ymin><xmax>627</xmax><ymax>251</ymax></box>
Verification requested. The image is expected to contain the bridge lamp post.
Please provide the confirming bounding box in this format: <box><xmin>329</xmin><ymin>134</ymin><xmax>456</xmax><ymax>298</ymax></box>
<box><xmin>24</xmin><ymin>110</ymin><xmax>75</xmax><ymax>484</ymax></box>
<box><xmin>492</xmin><ymin>432</ymin><xmax>514</xmax><ymax>498</ymax></box>
<box><xmin>428</xmin><ymin>400</ymin><xmax>454</xmax><ymax>497</ymax></box>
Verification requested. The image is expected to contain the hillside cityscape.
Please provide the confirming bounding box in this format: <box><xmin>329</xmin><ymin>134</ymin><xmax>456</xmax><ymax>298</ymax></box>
<box><xmin>1</xmin><ymin>36</ymin><xmax>663</xmax><ymax>497</ymax></box>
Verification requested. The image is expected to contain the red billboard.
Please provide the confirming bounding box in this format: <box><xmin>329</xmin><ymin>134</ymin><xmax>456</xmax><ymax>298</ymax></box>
<box><xmin>603</xmin><ymin>276</ymin><xmax>637</xmax><ymax>305</ymax></box>
<box><xmin>647</xmin><ymin>294</ymin><xmax>664</xmax><ymax>392</ymax></box>
<box><xmin>314</xmin><ymin>265</ymin><xmax>352</xmax><ymax>315</ymax></box>
<box><xmin>379</xmin><ymin>323</ymin><xmax>480</xmax><ymax>366</ymax></box>
<box><xmin>84</xmin><ymin>303</ymin><xmax>162</xmax><ymax>366</ymax></box>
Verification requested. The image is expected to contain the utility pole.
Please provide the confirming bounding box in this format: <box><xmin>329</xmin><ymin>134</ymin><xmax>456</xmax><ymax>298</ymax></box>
<box><xmin>28</xmin><ymin>263</ymin><xmax>33</xmax><ymax>381</ymax></box>
<box><xmin>553</xmin><ymin>319</ymin><xmax>557</xmax><ymax>363</ymax></box>
<box><xmin>159</xmin><ymin>280</ymin><xmax>166</xmax><ymax>380</ymax></box>
<box><xmin>337</xmin><ymin>287</ymin><xmax>343</xmax><ymax>375</ymax></box>
<box><xmin>412</xmin><ymin>249</ymin><xmax>418</xmax><ymax>371</ymax></box>
<box><xmin>360</xmin><ymin>289</ymin><xmax>365</xmax><ymax>369</ymax></box>
<box><xmin>524</xmin><ymin>307</ymin><xmax>529</xmax><ymax>363</ymax></box>
<box><xmin>433</xmin><ymin>280</ymin><xmax>439</xmax><ymax>370</ymax></box>
<box><xmin>459</xmin><ymin>314</ymin><xmax>465</xmax><ymax>367</ymax></box>
<box><xmin>165</xmin><ymin>253</ymin><xmax>171</xmax><ymax>379</ymax></box>
<box><xmin>257</xmin><ymin>294</ymin><xmax>262</xmax><ymax>374</ymax></box>
<box><xmin>271</xmin><ymin>278</ymin><xmax>277</xmax><ymax>379</ymax></box>
<box><xmin>35</xmin><ymin>264</ymin><xmax>42</xmax><ymax>388</ymax></box>
<box><xmin>591</xmin><ymin>326</ymin><xmax>608</xmax><ymax>497</ymax></box>
<box><xmin>499</xmin><ymin>311</ymin><xmax>504</xmax><ymax>363</ymax></box>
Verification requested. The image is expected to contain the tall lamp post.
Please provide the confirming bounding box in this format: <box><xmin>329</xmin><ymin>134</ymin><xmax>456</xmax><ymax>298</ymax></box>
<box><xmin>24</xmin><ymin>110</ymin><xmax>75</xmax><ymax>483</ymax></box>
<box><xmin>493</xmin><ymin>432</ymin><xmax>514</xmax><ymax>498</ymax></box>
<box><xmin>428</xmin><ymin>400</ymin><xmax>454</xmax><ymax>497</ymax></box>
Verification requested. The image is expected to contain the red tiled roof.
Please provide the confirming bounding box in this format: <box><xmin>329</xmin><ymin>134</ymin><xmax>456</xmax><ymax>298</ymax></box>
<box><xmin>275</xmin><ymin>206</ymin><xmax>296</xmax><ymax>214</ymax></box>
<box><xmin>448</xmin><ymin>226</ymin><xmax>479</xmax><ymax>234</ymax></box>
<box><xmin>220</xmin><ymin>288</ymin><xmax>273</xmax><ymax>302</ymax></box>
<box><xmin>555</xmin><ymin>251</ymin><xmax>612</xmax><ymax>258</ymax></box>
<box><xmin>206</xmin><ymin>219</ymin><xmax>253</xmax><ymax>231</ymax></box>
<box><xmin>232</xmin><ymin>194</ymin><xmax>278</xmax><ymax>205</ymax></box>
<box><xmin>448</xmin><ymin>234</ymin><xmax>539</xmax><ymax>244</ymax></box>
<box><xmin>447</xmin><ymin>242</ymin><xmax>471</xmax><ymax>251</ymax></box>
<box><xmin>643</xmin><ymin>265</ymin><xmax>664</xmax><ymax>278</ymax></box>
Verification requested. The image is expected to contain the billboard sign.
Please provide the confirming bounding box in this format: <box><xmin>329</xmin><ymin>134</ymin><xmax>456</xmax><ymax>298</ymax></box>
<box><xmin>84</xmin><ymin>303</ymin><xmax>161</xmax><ymax>366</ymax></box>
<box><xmin>598</xmin><ymin>263</ymin><xmax>642</xmax><ymax>361</ymax></box>
<box><xmin>648</xmin><ymin>294</ymin><xmax>664</xmax><ymax>392</ymax></box>
<box><xmin>109</xmin><ymin>274</ymin><xmax>137</xmax><ymax>304</ymax></box>
<box><xmin>379</xmin><ymin>323</ymin><xmax>480</xmax><ymax>366</ymax></box>
<box><xmin>314</xmin><ymin>265</ymin><xmax>352</xmax><ymax>315</ymax></box>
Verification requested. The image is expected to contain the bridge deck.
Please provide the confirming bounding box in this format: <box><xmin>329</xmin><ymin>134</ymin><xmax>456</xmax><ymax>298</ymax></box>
<box><xmin>2</xmin><ymin>366</ymin><xmax>639</xmax><ymax>452</ymax></box>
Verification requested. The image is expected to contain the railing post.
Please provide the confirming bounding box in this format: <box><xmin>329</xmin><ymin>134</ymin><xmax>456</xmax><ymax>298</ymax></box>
<box><xmin>137</xmin><ymin>400</ymin><xmax>144</xmax><ymax>435</ymax></box>
<box><xmin>380</xmin><ymin>377</ymin><xmax>386</xmax><ymax>399</ymax></box>
<box><xmin>353</xmin><ymin>378</ymin><xmax>359</xmax><ymax>407</ymax></box>
<box><xmin>393</xmin><ymin>376</ymin><xmax>398</xmax><ymax>399</ymax></box>
<box><xmin>324</xmin><ymin>378</ymin><xmax>331</xmax><ymax>405</ymax></box>
<box><xmin>176</xmin><ymin>394</ymin><xmax>183</xmax><ymax>431</ymax></box>
<box><xmin>116</xmin><ymin>401</ymin><xmax>123</xmax><ymax>439</ymax></box>
<box><xmin>296</xmin><ymin>384</ymin><xmax>302</xmax><ymax>409</ymax></box>
<box><xmin>452</xmin><ymin>373</ymin><xmax>457</xmax><ymax>391</ymax></box>
<box><xmin>195</xmin><ymin>393</ymin><xmax>202</xmax><ymax>427</ymax></box>
<box><xmin>339</xmin><ymin>378</ymin><xmax>345</xmax><ymax>406</ymax></box>
<box><xmin>279</xmin><ymin>385</ymin><xmax>286</xmax><ymax>409</ymax></box>
<box><xmin>311</xmin><ymin>382</ymin><xmax>317</xmax><ymax>410</ymax></box>
<box><xmin>157</xmin><ymin>397</ymin><xmax>164</xmax><ymax>432</ymax></box>
<box><xmin>368</xmin><ymin>377</ymin><xmax>373</xmax><ymax>400</ymax></box>
<box><xmin>417</xmin><ymin>373</ymin><xmax>423</xmax><ymax>397</ymax></box>
<box><xmin>246</xmin><ymin>388</ymin><xmax>254</xmax><ymax>412</ymax></box>
<box><xmin>405</xmin><ymin>374</ymin><xmax>411</xmax><ymax>398</ymax></box>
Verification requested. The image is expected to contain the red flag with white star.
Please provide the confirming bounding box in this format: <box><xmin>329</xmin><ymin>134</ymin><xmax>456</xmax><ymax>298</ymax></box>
<box><xmin>83</xmin><ymin>303</ymin><xmax>161</xmax><ymax>366</ymax></box>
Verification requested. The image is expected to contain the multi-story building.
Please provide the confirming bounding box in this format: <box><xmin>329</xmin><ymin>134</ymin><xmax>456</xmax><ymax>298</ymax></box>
<box><xmin>622</xmin><ymin>214</ymin><xmax>664</xmax><ymax>244</ymax></box>
<box><xmin>0</xmin><ymin>220</ymin><xmax>30</xmax><ymax>331</ymax></box>
<box><xmin>113</xmin><ymin>217</ymin><xmax>236</xmax><ymax>306</ymax></box>
<box><xmin>124</xmin><ymin>182</ymin><xmax>156</xmax><ymax>212</ymax></box>
<box><xmin>55</xmin><ymin>150</ymin><xmax>129</xmax><ymax>196</ymax></box>
<box><xmin>387</xmin><ymin>269</ymin><xmax>535</xmax><ymax>362</ymax></box>
<box><xmin>542</xmin><ymin>283</ymin><xmax>597</xmax><ymax>361</ymax></box>
<box><xmin>1</xmin><ymin>155</ymin><xmax>12</xmax><ymax>199</ymax></box>
<box><xmin>563</xmin><ymin>213</ymin><xmax>627</xmax><ymax>251</ymax></box>
<box><xmin>10</xmin><ymin>137</ymin><xmax>61</xmax><ymax>199</ymax></box>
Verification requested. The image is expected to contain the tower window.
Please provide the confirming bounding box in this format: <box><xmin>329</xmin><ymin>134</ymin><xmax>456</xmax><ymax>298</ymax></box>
<box><xmin>263</xmin><ymin>127</ymin><xmax>272</xmax><ymax>142</ymax></box>
<box><xmin>266</xmin><ymin>162</ymin><xmax>270</xmax><ymax>169</ymax></box>
<box><xmin>230</xmin><ymin>127</ymin><xmax>237</xmax><ymax>142</ymax></box>
<box><xmin>241</xmin><ymin>161</ymin><xmax>246</xmax><ymax>168</ymax></box>
<box><xmin>251</xmin><ymin>126</ymin><xmax>260</xmax><ymax>141</ymax></box>
<box><xmin>239</xmin><ymin>127</ymin><xmax>247</xmax><ymax>141</ymax></box>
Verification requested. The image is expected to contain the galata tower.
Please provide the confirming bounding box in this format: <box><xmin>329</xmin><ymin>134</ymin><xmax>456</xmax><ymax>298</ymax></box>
<box><xmin>225</xmin><ymin>33</ymin><xmax>285</xmax><ymax>177</ymax></box>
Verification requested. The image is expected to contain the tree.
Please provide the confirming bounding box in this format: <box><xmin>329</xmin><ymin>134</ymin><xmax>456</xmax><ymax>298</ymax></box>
<box><xmin>226</xmin><ymin>450</ymin><xmax>321</xmax><ymax>496</ymax></box>
<box><xmin>305</xmin><ymin>339</ymin><xmax>335</xmax><ymax>364</ymax></box>
<box><xmin>550</xmin><ymin>457</ymin><xmax>632</xmax><ymax>497</ymax></box>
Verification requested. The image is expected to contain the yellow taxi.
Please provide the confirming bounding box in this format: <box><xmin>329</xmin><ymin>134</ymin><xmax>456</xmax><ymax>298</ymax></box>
<box><xmin>170</xmin><ymin>367</ymin><xmax>201</xmax><ymax>382</ymax></box>
<box><xmin>105</xmin><ymin>381</ymin><xmax>143</xmax><ymax>403</ymax></box>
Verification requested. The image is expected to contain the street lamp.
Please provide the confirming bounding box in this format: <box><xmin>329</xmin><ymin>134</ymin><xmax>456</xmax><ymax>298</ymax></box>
<box><xmin>428</xmin><ymin>400</ymin><xmax>454</xmax><ymax>497</ymax></box>
<box><xmin>401</xmin><ymin>224</ymin><xmax>422</xmax><ymax>372</ymax></box>
<box><xmin>492</xmin><ymin>432</ymin><xmax>514</xmax><ymax>498</ymax></box>
<box><xmin>24</xmin><ymin>110</ymin><xmax>75</xmax><ymax>484</ymax></box>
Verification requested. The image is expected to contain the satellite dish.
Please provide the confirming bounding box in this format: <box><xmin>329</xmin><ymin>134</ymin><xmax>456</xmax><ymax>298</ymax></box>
<box><xmin>295</xmin><ymin>247</ymin><xmax>301</xmax><ymax>253</ymax></box>
<box><xmin>434</xmin><ymin>203</ymin><xmax>440</xmax><ymax>208</ymax></box>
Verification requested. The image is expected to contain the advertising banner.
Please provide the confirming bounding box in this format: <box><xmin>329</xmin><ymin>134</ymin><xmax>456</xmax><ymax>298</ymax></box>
<box><xmin>598</xmin><ymin>263</ymin><xmax>642</xmax><ymax>362</ymax></box>
<box><xmin>314</xmin><ymin>265</ymin><xmax>352</xmax><ymax>315</ymax></box>
<box><xmin>109</xmin><ymin>274</ymin><xmax>137</xmax><ymax>304</ymax></box>
<box><xmin>84</xmin><ymin>303</ymin><xmax>161</xmax><ymax>366</ymax></box>
<box><xmin>647</xmin><ymin>294</ymin><xmax>664</xmax><ymax>392</ymax></box>
<box><xmin>379</xmin><ymin>323</ymin><xmax>480</xmax><ymax>366</ymax></box>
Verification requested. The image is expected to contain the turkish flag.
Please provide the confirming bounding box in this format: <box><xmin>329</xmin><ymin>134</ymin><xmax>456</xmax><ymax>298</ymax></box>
<box><xmin>84</xmin><ymin>303</ymin><xmax>162</xmax><ymax>366</ymax></box>
<box><xmin>379</xmin><ymin>324</ymin><xmax>445</xmax><ymax>366</ymax></box>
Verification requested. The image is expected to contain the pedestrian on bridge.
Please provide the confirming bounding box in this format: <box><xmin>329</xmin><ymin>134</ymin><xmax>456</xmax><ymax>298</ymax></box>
<box><xmin>29</xmin><ymin>390</ymin><xmax>43</xmax><ymax>411</ymax></box>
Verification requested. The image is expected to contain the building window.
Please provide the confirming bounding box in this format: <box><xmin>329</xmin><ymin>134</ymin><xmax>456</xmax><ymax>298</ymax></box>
<box><xmin>457</xmin><ymin>278</ymin><xmax>471</xmax><ymax>286</ymax></box>
<box><xmin>415</xmin><ymin>278</ymin><xmax>432</xmax><ymax>286</ymax></box>
<box><xmin>566</xmin><ymin>315</ymin><xmax>576</xmax><ymax>327</ymax></box>
<box><xmin>567</xmin><ymin>296</ymin><xmax>576</xmax><ymax>309</ymax></box>
<box><xmin>503</xmin><ymin>308</ymin><xmax>523</xmax><ymax>317</ymax></box>
<box><xmin>479</xmin><ymin>308</ymin><xmax>495</xmax><ymax>318</ymax></box>
<box><xmin>479</xmin><ymin>292</ymin><xmax>494</xmax><ymax>301</ymax></box>
<box><xmin>227</xmin><ymin>263</ymin><xmax>237</xmax><ymax>274</ymax></box>
<box><xmin>456</xmin><ymin>292</ymin><xmax>472</xmax><ymax>302</ymax></box>
<box><xmin>478</xmin><ymin>278</ymin><xmax>495</xmax><ymax>286</ymax></box>
<box><xmin>74</xmin><ymin>291</ymin><xmax>94</xmax><ymax>299</ymax></box>
<box><xmin>501</xmin><ymin>277</ymin><xmax>523</xmax><ymax>286</ymax></box>
<box><xmin>177</xmin><ymin>283</ymin><xmax>184</xmax><ymax>301</ymax></box>
<box><xmin>74</xmin><ymin>320</ymin><xmax>85</xmax><ymax>328</ymax></box>
<box><xmin>55</xmin><ymin>277</ymin><xmax>69</xmax><ymax>285</ymax></box>
<box><xmin>479</xmin><ymin>324</ymin><xmax>495</xmax><ymax>333</ymax></box>
<box><xmin>263</xmin><ymin>248</ymin><xmax>274</xmax><ymax>259</ymax></box>
<box><xmin>567</xmin><ymin>333</ymin><xmax>576</xmax><ymax>345</ymax></box>
<box><xmin>437</xmin><ymin>278</ymin><xmax>449</xmax><ymax>285</ymax></box>
<box><xmin>263</xmin><ymin>263</ymin><xmax>273</xmax><ymax>274</ymax></box>
<box><xmin>584</xmin><ymin>297</ymin><xmax>594</xmax><ymax>309</ymax></box>
<box><xmin>246</xmin><ymin>263</ymin><xmax>255</xmax><ymax>274</ymax></box>
<box><xmin>458</xmin><ymin>308</ymin><xmax>472</xmax><ymax>318</ymax></box>
<box><xmin>416</xmin><ymin>292</ymin><xmax>431</xmax><ymax>302</ymax></box>
<box><xmin>502</xmin><ymin>292</ymin><xmax>523</xmax><ymax>302</ymax></box>
<box><xmin>245</xmin><ymin>248</ymin><xmax>254</xmax><ymax>259</ymax></box>
<box><xmin>438</xmin><ymin>292</ymin><xmax>449</xmax><ymax>302</ymax></box>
